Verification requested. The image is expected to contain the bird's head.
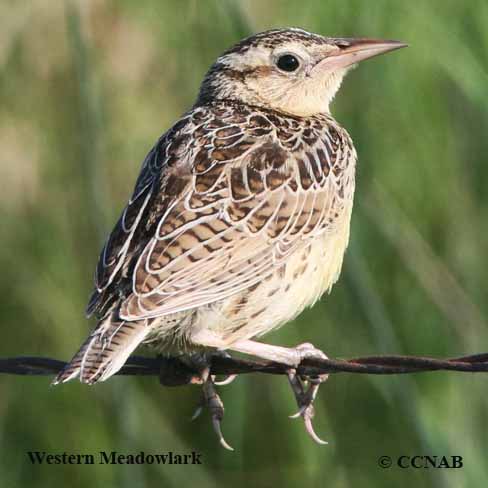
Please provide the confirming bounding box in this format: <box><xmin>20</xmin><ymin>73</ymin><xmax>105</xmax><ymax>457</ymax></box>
<box><xmin>197</xmin><ymin>28</ymin><xmax>407</xmax><ymax>117</ymax></box>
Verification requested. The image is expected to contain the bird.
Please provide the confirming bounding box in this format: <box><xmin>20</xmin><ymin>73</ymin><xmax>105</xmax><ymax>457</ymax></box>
<box><xmin>53</xmin><ymin>28</ymin><xmax>406</xmax><ymax>449</ymax></box>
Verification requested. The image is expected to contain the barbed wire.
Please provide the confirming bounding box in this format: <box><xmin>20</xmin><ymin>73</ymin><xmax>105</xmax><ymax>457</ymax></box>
<box><xmin>1</xmin><ymin>352</ymin><xmax>488</xmax><ymax>386</ymax></box>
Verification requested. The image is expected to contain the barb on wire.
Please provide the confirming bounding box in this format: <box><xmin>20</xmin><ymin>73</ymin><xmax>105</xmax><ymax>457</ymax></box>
<box><xmin>1</xmin><ymin>352</ymin><xmax>488</xmax><ymax>386</ymax></box>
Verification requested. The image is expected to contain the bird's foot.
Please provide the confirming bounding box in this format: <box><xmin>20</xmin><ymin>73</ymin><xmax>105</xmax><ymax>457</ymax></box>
<box><xmin>191</xmin><ymin>352</ymin><xmax>235</xmax><ymax>451</ymax></box>
<box><xmin>179</xmin><ymin>337</ymin><xmax>330</xmax><ymax>447</ymax></box>
<box><xmin>287</xmin><ymin>343</ymin><xmax>329</xmax><ymax>445</ymax></box>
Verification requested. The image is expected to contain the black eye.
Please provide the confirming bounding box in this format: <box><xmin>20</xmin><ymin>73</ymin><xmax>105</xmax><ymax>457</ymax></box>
<box><xmin>276</xmin><ymin>54</ymin><xmax>300</xmax><ymax>72</ymax></box>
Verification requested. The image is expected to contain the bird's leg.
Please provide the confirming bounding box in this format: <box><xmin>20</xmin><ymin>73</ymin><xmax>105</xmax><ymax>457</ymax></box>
<box><xmin>228</xmin><ymin>339</ymin><xmax>329</xmax><ymax>445</ymax></box>
<box><xmin>184</xmin><ymin>353</ymin><xmax>234</xmax><ymax>451</ymax></box>
<box><xmin>189</xmin><ymin>331</ymin><xmax>329</xmax><ymax>444</ymax></box>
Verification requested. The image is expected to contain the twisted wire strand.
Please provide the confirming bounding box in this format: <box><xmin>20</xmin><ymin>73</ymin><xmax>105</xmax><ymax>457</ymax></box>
<box><xmin>1</xmin><ymin>353</ymin><xmax>488</xmax><ymax>384</ymax></box>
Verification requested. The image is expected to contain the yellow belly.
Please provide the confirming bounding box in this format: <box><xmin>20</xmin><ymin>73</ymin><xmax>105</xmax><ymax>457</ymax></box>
<box><xmin>197</xmin><ymin>202</ymin><xmax>353</xmax><ymax>345</ymax></box>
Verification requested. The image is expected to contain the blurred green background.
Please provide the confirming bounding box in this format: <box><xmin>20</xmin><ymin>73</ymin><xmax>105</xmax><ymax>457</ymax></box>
<box><xmin>1</xmin><ymin>0</ymin><xmax>487</xmax><ymax>486</ymax></box>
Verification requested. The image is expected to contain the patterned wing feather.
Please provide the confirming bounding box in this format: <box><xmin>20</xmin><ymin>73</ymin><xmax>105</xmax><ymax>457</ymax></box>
<box><xmin>86</xmin><ymin>117</ymin><xmax>190</xmax><ymax>317</ymax></box>
<box><xmin>116</xmin><ymin>105</ymin><xmax>353</xmax><ymax>320</ymax></box>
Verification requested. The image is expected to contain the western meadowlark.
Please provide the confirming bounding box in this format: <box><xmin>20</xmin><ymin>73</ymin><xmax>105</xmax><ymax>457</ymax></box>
<box><xmin>54</xmin><ymin>28</ymin><xmax>406</xmax><ymax>448</ymax></box>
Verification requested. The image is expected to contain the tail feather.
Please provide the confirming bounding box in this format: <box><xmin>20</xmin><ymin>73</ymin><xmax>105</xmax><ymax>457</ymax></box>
<box><xmin>52</xmin><ymin>316</ymin><xmax>149</xmax><ymax>385</ymax></box>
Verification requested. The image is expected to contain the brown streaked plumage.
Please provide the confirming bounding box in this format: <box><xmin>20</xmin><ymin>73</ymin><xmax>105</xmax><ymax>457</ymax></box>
<box><xmin>53</xmin><ymin>27</ymin><xmax>406</xmax><ymax>447</ymax></box>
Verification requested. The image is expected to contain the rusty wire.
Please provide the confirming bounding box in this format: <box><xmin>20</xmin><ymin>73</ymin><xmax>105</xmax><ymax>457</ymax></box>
<box><xmin>1</xmin><ymin>352</ymin><xmax>488</xmax><ymax>386</ymax></box>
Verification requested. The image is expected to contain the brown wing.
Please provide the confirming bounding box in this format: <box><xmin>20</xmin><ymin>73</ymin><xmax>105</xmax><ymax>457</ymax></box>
<box><xmin>86</xmin><ymin>115</ymin><xmax>192</xmax><ymax>317</ymax></box>
<box><xmin>114</xmin><ymin>105</ymin><xmax>352</xmax><ymax>320</ymax></box>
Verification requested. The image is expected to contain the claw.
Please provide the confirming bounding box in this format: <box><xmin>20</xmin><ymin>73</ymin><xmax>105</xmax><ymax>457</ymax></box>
<box><xmin>210</xmin><ymin>351</ymin><xmax>238</xmax><ymax>386</ymax></box>
<box><xmin>212</xmin><ymin>416</ymin><xmax>234</xmax><ymax>451</ymax></box>
<box><xmin>288</xmin><ymin>376</ymin><xmax>328</xmax><ymax>444</ymax></box>
<box><xmin>286</xmin><ymin>343</ymin><xmax>330</xmax><ymax>446</ymax></box>
<box><xmin>190</xmin><ymin>404</ymin><xmax>203</xmax><ymax>421</ymax></box>
<box><xmin>212</xmin><ymin>374</ymin><xmax>238</xmax><ymax>386</ymax></box>
<box><xmin>304</xmin><ymin>415</ymin><xmax>328</xmax><ymax>445</ymax></box>
<box><xmin>190</xmin><ymin>364</ymin><xmax>234</xmax><ymax>451</ymax></box>
<box><xmin>289</xmin><ymin>405</ymin><xmax>307</xmax><ymax>419</ymax></box>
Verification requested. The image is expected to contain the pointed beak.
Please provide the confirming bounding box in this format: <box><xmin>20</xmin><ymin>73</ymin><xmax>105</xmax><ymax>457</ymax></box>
<box><xmin>316</xmin><ymin>38</ymin><xmax>408</xmax><ymax>71</ymax></box>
